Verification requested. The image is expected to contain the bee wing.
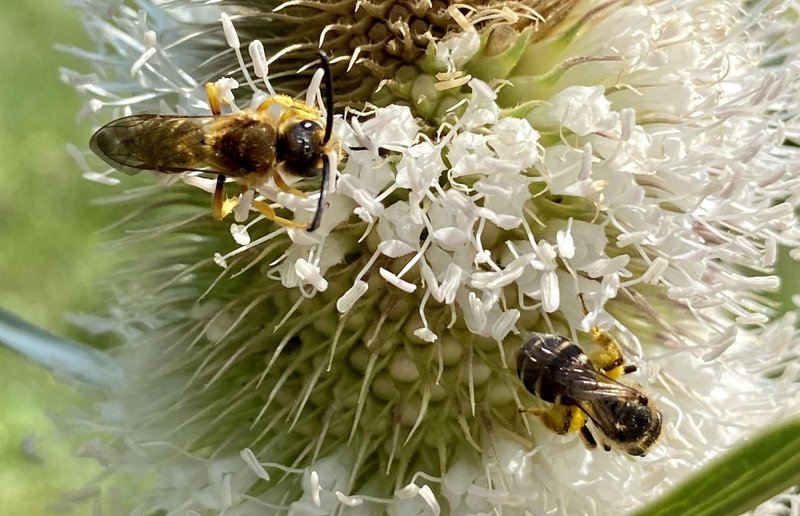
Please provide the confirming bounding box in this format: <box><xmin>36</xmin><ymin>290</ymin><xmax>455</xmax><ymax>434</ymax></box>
<box><xmin>583</xmin><ymin>398</ymin><xmax>622</xmax><ymax>439</ymax></box>
<box><xmin>90</xmin><ymin>114</ymin><xmax>221</xmax><ymax>175</ymax></box>
<box><xmin>558</xmin><ymin>368</ymin><xmax>645</xmax><ymax>403</ymax></box>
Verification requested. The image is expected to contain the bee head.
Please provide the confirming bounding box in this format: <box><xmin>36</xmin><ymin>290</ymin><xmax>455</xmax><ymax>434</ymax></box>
<box><xmin>277</xmin><ymin>119</ymin><xmax>325</xmax><ymax>178</ymax></box>
<box><xmin>613</xmin><ymin>401</ymin><xmax>663</xmax><ymax>456</ymax></box>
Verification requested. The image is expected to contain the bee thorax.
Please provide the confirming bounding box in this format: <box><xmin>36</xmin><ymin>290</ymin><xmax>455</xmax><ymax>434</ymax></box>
<box><xmin>218</xmin><ymin>121</ymin><xmax>278</xmax><ymax>173</ymax></box>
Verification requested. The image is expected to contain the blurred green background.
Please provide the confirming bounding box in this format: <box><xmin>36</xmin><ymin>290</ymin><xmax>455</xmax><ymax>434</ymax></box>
<box><xmin>0</xmin><ymin>1</ymin><xmax>798</xmax><ymax>515</ymax></box>
<box><xmin>0</xmin><ymin>1</ymin><xmax>121</xmax><ymax>513</ymax></box>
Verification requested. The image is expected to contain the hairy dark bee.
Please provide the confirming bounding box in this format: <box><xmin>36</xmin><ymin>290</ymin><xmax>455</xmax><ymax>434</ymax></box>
<box><xmin>516</xmin><ymin>299</ymin><xmax>662</xmax><ymax>456</ymax></box>
<box><xmin>90</xmin><ymin>52</ymin><xmax>335</xmax><ymax>232</ymax></box>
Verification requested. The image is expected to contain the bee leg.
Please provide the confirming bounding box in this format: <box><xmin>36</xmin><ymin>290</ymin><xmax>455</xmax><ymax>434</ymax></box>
<box><xmin>205</xmin><ymin>83</ymin><xmax>222</xmax><ymax>116</ymax></box>
<box><xmin>307</xmin><ymin>153</ymin><xmax>329</xmax><ymax>232</ymax></box>
<box><xmin>588</xmin><ymin>331</ymin><xmax>627</xmax><ymax>380</ymax></box>
<box><xmin>213</xmin><ymin>175</ymin><xmax>228</xmax><ymax>220</ymax></box>
<box><xmin>521</xmin><ymin>404</ymin><xmax>585</xmax><ymax>436</ymax></box>
<box><xmin>251</xmin><ymin>200</ymin><xmax>309</xmax><ymax>229</ymax></box>
<box><xmin>273</xmin><ymin>172</ymin><xmax>307</xmax><ymax>198</ymax></box>
<box><xmin>213</xmin><ymin>175</ymin><xmax>225</xmax><ymax>219</ymax></box>
<box><xmin>211</xmin><ymin>175</ymin><xmax>240</xmax><ymax>220</ymax></box>
<box><xmin>256</xmin><ymin>95</ymin><xmax>314</xmax><ymax>121</ymax></box>
<box><xmin>579</xmin><ymin>292</ymin><xmax>633</xmax><ymax>380</ymax></box>
<box><xmin>579</xmin><ymin>425</ymin><xmax>598</xmax><ymax>449</ymax></box>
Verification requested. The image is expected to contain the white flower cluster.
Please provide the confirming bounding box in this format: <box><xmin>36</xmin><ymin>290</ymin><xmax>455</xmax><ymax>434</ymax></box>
<box><xmin>215</xmin><ymin>3</ymin><xmax>799</xmax><ymax>352</ymax></box>
<box><xmin>305</xmin><ymin>82</ymin><xmax>545</xmax><ymax>342</ymax></box>
<box><xmin>207</xmin><ymin>33</ymin><xmax>554</xmax><ymax>343</ymax></box>
<box><xmin>517</xmin><ymin>2</ymin><xmax>800</xmax><ymax>346</ymax></box>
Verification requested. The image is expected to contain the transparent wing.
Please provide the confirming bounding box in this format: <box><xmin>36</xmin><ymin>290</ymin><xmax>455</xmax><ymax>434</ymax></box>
<box><xmin>580</xmin><ymin>397</ymin><xmax>621</xmax><ymax>440</ymax></box>
<box><xmin>558</xmin><ymin>368</ymin><xmax>645</xmax><ymax>403</ymax></box>
<box><xmin>90</xmin><ymin>114</ymin><xmax>224</xmax><ymax>175</ymax></box>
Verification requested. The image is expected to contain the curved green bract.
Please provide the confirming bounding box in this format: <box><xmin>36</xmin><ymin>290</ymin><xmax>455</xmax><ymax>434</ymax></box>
<box><xmin>633</xmin><ymin>418</ymin><xmax>800</xmax><ymax>516</ymax></box>
<box><xmin>0</xmin><ymin>309</ymin><xmax>122</xmax><ymax>389</ymax></box>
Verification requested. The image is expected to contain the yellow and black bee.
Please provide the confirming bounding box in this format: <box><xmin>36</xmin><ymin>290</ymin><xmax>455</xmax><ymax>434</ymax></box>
<box><xmin>90</xmin><ymin>52</ymin><xmax>335</xmax><ymax>232</ymax></box>
<box><xmin>516</xmin><ymin>298</ymin><xmax>662</xmax><ymax>456</ymax></box>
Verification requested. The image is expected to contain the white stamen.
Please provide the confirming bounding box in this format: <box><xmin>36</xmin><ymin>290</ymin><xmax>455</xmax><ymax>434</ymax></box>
<box><xmin>335</xmin><ymin>492</ymin><xmax>364</xmax><ymax>506</ymax></box>
<box><xmin>248</xmin><ymin>40</ymin><xmax>268</xmax><ymax>77</ymax></box>
<box><xmin>310</xmin><ymin>470</ymin><xmax>322</xmax><ymax>506</ymax></box>
<box><xmin>337</xmin><ymin>281</ymin><xmax>368</xmax><ymax>313</ymax></box>
<box><xmin>240</xmin><ymin>448</ymin><xmax>270</xmax><ymax>481</ymax></box>
<box><xmin>379</xmin><ymin>268</ymin><xmax>417</xmax><ymax>293</ymax></box>
<box><xmin>221</xmin><ymin>473</ymin><xmax>232</xmax><ymax>508</ymax></box>
<box><xmin>413</xmin><ymin>328</ymin><xmax>438</xmax><ymax>342</ymax></box>
<box><xmin>221</xmin><ymin>13</ymin><xmax>239</xmax><ymax>48</ymax></box>
<box><xmin>702</xmin><ymin>325</ymin><xmax>737</xmax><ymax>361</ymax></box>
<box><xmin>642</xmin><ymin>257</ymin><xmax>669</xmax><ymax>284</ymax></box>
<box><xmin>130</xmin><ymin>47</ymin><xmax>156</xmax><ymax>77</ymax></box>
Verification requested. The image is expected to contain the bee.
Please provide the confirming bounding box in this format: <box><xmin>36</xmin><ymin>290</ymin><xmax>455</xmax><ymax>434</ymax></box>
<box><xmin>90</xmin><ymin>52</ymin><xmax>335</xmax><ymax>232</ymax></box>
<box><xmin>516</xmin><ymin>296</ymin><xmax>662</xmax><ymax>456</ymax></box>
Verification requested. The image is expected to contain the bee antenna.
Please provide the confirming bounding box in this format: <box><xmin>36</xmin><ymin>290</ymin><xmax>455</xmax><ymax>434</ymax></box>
<box><xmin>318</xmin><ymin>50</ymin><xmax>334</xmax><ymax>144</ymax></box>
<box><xmin>308</xmin><ymin>153</ymin><xmax>329</xmax><ymax>232</ymax></box>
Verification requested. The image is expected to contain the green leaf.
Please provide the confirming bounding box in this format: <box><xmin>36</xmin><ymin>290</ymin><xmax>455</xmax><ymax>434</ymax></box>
<box><xmin>633</xmin><ymin>418</ymin><xmax>800</xmax><ymax>516</ymax></box>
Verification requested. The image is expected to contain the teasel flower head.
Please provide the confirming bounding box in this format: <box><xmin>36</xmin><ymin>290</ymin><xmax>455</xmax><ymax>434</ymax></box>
<box><xmin>62</xmin><ymin>0</ymin><xmax>800</xmax><ymax>513</ymax></box>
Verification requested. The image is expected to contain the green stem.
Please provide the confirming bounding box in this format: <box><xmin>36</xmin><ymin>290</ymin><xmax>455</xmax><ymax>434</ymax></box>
<box><xmin>634</xmin><ymin>418</ymin><xmax>800</xmax><ymax>516</ymax></box>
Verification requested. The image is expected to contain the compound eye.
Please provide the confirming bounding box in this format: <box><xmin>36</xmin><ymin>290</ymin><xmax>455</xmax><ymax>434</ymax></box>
<box><xmin>278</xmin><ymin>120</ymin><xmax>324</xmax><ymax>177</ymax></box>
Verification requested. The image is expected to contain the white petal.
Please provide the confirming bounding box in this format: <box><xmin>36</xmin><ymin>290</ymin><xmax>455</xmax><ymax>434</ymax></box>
<box><xmin>491</xmin><ymin>309</ymin><xmax>520</xmax><ymax>341</ymax></box>
<box><xmin>234</xmin><ymin>189</ymin><xmax>254</xmax><ymax>222</ymax></box>
<box><xmin>418</xmin><ymin>485</ymin><xmax>441</xmax><ymax>516</ymax></box>
<box><xmin>295</xmin><ymin>259</ymin><xmax>328</xmax><ymax>291</ymax></box>
<box><xmin>439</xmin><ymin>264</ymin><xmax>463</xmax><ymax>305</ymax></box>
<box><xmin>540</xmin><ymin>271</ymin><xmax>560</xmax><ymax>313</ymax></box>
<box><xmin>230</xmin><ymin>224</ymin><xmax>250</xmax><ymax>245</ymax></box>
<box><xmin>378</xmin><ymin>239</ymin><xmax>416</xmax><ymax>258</ymax></box>
<box><xmin>432</xmin><ymin>227</ymin><xmax>469</xmax><ymax>251</ymax></box>
<box><xmin>359</xmin><ymin>105</ymin><xmax>419</xmax><ymax>148</ymax></box>
<box><xmin>556</xmin><ymin>222</ymin><xmax>575</xmax><ymax>259</ymax></box>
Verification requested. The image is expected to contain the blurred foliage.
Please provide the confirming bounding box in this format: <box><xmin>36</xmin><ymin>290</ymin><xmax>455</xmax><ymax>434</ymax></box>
<box><xmin>0</xmin><ymin>1</ymin><xmax>123</xmax><ymax>513</ymax></box>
